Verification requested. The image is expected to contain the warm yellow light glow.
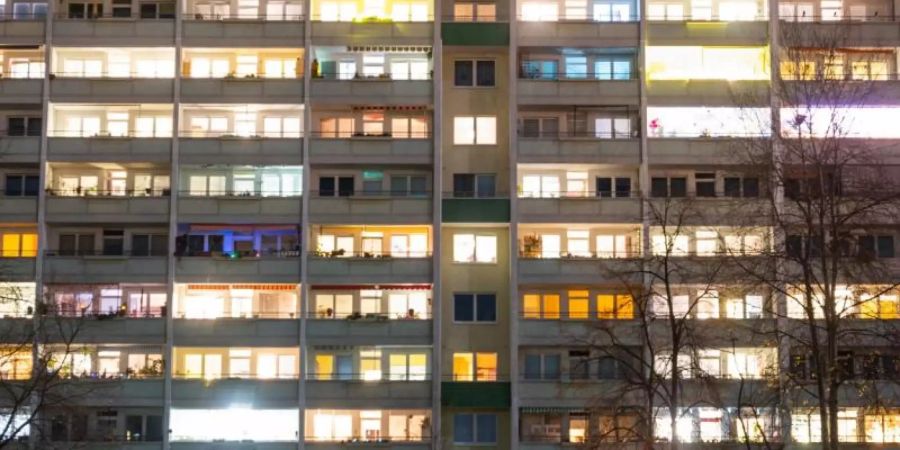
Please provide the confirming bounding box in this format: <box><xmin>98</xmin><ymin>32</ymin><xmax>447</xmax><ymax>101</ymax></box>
<box><xmin>647</xmin><ymin>46</ymin><xmax>769</xmax><ymax>80</ymax></box>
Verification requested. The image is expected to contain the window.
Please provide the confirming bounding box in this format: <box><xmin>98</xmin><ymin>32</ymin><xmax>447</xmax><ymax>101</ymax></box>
<box><xmin>319</xmin><ymin>117</ymin><xmax>354</xmax><ymax>138</ymax></box>
<box><xmin>453</xmin><ymin>173</ymin><xmax>495</xmax><ymax>198</ymax></box>
<box><xmin>189</xmin><ymin>57</ymin><xmax>230</xmax><ymax>78</ymax></box>
<box><xmin>724</xmin><ymin>176</ymin><xmax>759</xmax><ymax>197</ymax></box>
<box><xmin>9</xmin><ymin>58</ymin><xmax>44</xmax><ymax>78</ymax></box>
<box><xmin>569</xmin><ymin>350</ymin><xmax>590</xmax><ymax>379</ymax></box>
<box><xmin>596</xmin><ymin>234</ymin><xmax>632</xmax><ymax>258</ymax></box>
<box><xmin>454</xmin><ymin>1</ymin><xmax>496</xmax><ymax>21</ymax></box>
<box><xmin>567</xmin><ymin>290</ymin><xmax>589</xmax><ymax>319</ymax></box>
<box><xmin>454</xmin><ymin>293</ymin><xmax>496</xmax><ymax>322</ymax></box>
<box><xmin>521</xmin><ymin>60</ymin><xmax>558</xmax><ymax>80</ymax></box>
<box><xmin>453</xmin><ymin>116</ymin><xmax>496</xmax><ymax>144</ymax></box>
<box><xmin>454</xmin><ymin>60</ymin><xmax>495</xmax><ymax>87</ymax></box>
<box><xmin>453</xmin><ymin>234</ymin><xmax>497</xmax><ymax>263</ymax></box>
<box><xmin>4</xmin><ymin>174</ymin><xmax>39</xmax><ymax>196</ymax></box>
<box><xmin>524</xmin><ymin>353</ymin><xmax>561</xmax><ymax>379</ymax></box>
<box><xmin>135</xmin><ymin>116</ymin><xmax>172</xmax><ymax>138</ymax></box>
<box><xmin>12</xmin><ymin>1</ymin><xmax>48</xmax><ymax>19</ymax></box>
<box><xmin>389</xmin><ymin>233</ymin><xmax>427</xmax><ymax>257</ymax></box>
<box><xmin>131</xmin><ymin>234</ymin><xmax>168</xmax><ymax>257</ymax></box>
<box><xmin>521</xmin><ymin>175</ymin><xmax>559</xmax><ymax>198</ymax></box>
<box><xmin>564</xmin><ymin>56</ymin><xmax>588</xmax><ymax>79</ymax></box>
<box><xmin>452</xmin><ymin>352</ymin><xmax>497</xmax><ymax>381</ymax></box>
<box><xmin>266</xmin><ymin>0</ymin><xmax>302</xmax><ymax>20</ymax></box>
<box><xmin>594</xmin><ymin>117</ymin><xmax>631</xmax><ymax>138</ymax></box>
<box><xmin>391</xmin><ymin>116</ymin><xmax>427</xmax><ymax>138</ymax></box>
<box><xmin>454</xmin><ymin>414</ymin><xmax>497</xmax><ymax>444</ymax></box>
<box><xmin>7</xmin><ymin>117</ymin><xmax>41</xmax><ymax>136</ymax></box>
<box><xmin>188</xmin><ymin>116</ymin><xmax>227</xmax><ymax>137</ymax></box>
<box><xmin>595</xmin><ymin>57</ymin><xmax>632</xmax><ymax>79</ymax></box>
<box><xmin>695</xmin><ymin>172</ymin><xmax>716</xmax><ymax>197</ymax></box>
<box><xmin>391</xmin><ymin>0</ymin><xmax>429</xmax><ymax>21</ymax></box>
<box><xmin>566</xmin><ymin>230</ymin><xmax>590</xmax><ymax>257</ymax></box>
<box><xmin>593</xmin><ymin>0</ymin><xmax>632</xmax><ymax>20</ymax></box>
<box><xmin>520</xmin><ymin>116</ymin><xmax>559</xmax><ymax>137</ymax></box>
<box><xmin>695</xmin><ymin>230</ymin><xmax>718</xmax><ymax>256</ymax></box>
<box><xmin>520</xmin><ymin>0</ymin><xmax>558</xmax><ymax>21</ymax></box>
<box><xmin>597</xmin><ymin>294</ymin><xmax>634</xmax><ymax>319</ymax></box>
<box><xmin>859</xmin><ymin>235</ymin><xmax>895</xmax><ymax>259</ymax></box>
<box><xmin>318</xmin><ymin>176</ymin><xmax>353</xmax><ymax>197</ymax></box>
<box><xmin>522</xmin><ymin>293</ymin><xmax>560</xmax><ymax>319</ymax></box>
<box><xmin>1</xmin><ymin>233</ymin><xmax>38</xmax><ymax>257</ymax></box>
<box><xmin>390</xmin><ymin>175</ymin><xmax>428</xmax><ymax>197</ymax></box>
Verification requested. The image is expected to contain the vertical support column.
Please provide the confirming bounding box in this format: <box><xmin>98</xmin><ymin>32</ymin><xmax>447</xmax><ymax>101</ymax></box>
<box><xmin>637</xmin><ymin>0</ymin><xmax>654</xmax><ymax>427</ymax></box>
<box><xmin>766</xmin><ymin>1</ymin><xmax>790</xmax><ymax>445</ymax></box>
<box><xmin>30</xmin><ymin>3</ymin><xmax>53</xmax><ymax>446</ymax></box>
<box><xmin>430</xmin><ymin>2</ymin><xmax>443</xmax><ymax>448</ymax></box>
<box><xmin>299</xmin><ymin>2</ymin><xmax>313</xmax><ymax>447</ymax></box>
<box><xmin>507</xmin><ymin>5</ymin><xmax>519</xmax><ymax>450</ymax></box>
<box><xmin>163</xmin><ymin>6</ymin><xmax>183</xmax><ymax>449</ymax></box>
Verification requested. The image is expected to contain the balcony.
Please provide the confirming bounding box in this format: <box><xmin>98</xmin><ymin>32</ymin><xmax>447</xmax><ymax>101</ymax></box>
<box><xmin>0</xmin><ymin>197</ymin><xmax>37</xmax><ymax>222</ymax></box>
<box><xmin>646</xmin><ymin>80</ymin><xmax>770</xmax><ymax>106</ymax></box>
<box><xmin>306</xmin><ymin>380</ymin><xmax>431</xmax><ymax>408</ymax></box>
<box><xmin>0</xmin><ymin>258</ymin><xmax>36</xmax><ymax>281</ymax></box>
<box><xmin>0</xmin><ymin>136</ymin><xmax>40</xmax><ymax>163</ymax></box>
<box><xmin>0</xmin><ymin>19</ymin><xmax>45</xmax><ymax>44</ymax></box>
<box><xmin>518</xmin><ymin>256</ymin><xmax>642</xmax><ymax>285</ymax></box>
<box><xmin>517</xmin><ymin>136</ymin><xmax>640</xmax><ymax>165</ymax></box>
<box><xmin>178</xmin><ymin>137</ymin><xmax>302</xmax><ymax>165</ymax></box>
<box><xmin>441</xmin><ymin>21</ymin><xmax>509</xmax><ymax>45</ymax></box>
<box><xmin>517</xmin><ymin>379</ymin><xmax>636</xmax><ymax>407</ymax></box>
<box><xmin>50</xmin><ymin>78</ymin><xmax>174</xmax><ymax>103</ymax></box>
<box><xmin>310</xmin><ymin>79</ymin><xmax>431</xmax><ymax>105</ymax></box>
<box><xmin>308</xmin><ymin>136</ymin><xmax>433</xmax><ymax>165</ymax></box>
<box><xmin>177</xmin><ymin>195</ymin><xmax>301</xmax><ymax>224</ymax></box>
<box><xmin>518</xmin><ymin>21</ymin><xmax>639</xmax><ymax>47</ymax></box>
<box><xmin>307</xmin><ymin>318</ymin><xmax>432</xmax><ymax>346</ymax></box>
<box><xmin>60</xmin><ymin>378</ymin><xmax>165</xmax><ymax>406</ymax></box>
<box><xmin>306</xmin><ymin>444</ymin><xmax>429</xmax><ymax>450</ymax></box>
<box><xmin>517</xmin><ymin>79</ymin><xmax>639</xmax><ymax>106</ymax></box>
<box><xmin>172</xmin><ymin>378</ymin><xmax>299</xmax><ymax>409</ymax></box>
<box><xmin>647</xmin><ymin>20</ymin><xmax>769</xmax><ymax>45</ymax></box>
<box><xmin>175</xmin><ymin>255</ymin><xmax>301</xmax><ymax>283</ymax></box>
<box><xmin>52</xmin><ymin>17</ymin><xmax>175</xmax><ymax>46</ymax></box>
<box><xmin>307</xmin><ymin>254</ymin><xmax>432</xmax><ymax>284</ymax></box>
<box><xmin>519</xmin><ymin>319</ymin><xmax>643</xmax><ymax>346</ymax></box>
<box><xmin>43</xmin><ymin>254</ymin><xmax>167</xmax><ymax>283</ymax></box>
<box><xmin>441</xmin><ymin>381</ymin><xmax>510</xmax><ymax>408</ymax></box>
<box><xmin>311</xmin><ymin>20</ymin><xmax>432</xmax><ymax>46</ymax></box>
<box><xmin>647</xmin><ymin>137</ymin><xmax>763</xmax><ymax>165</ymax></box>
<box><xmin>46</xmin><ymin>137</ymin><xmax>172</xmax><ymax>163</ymax></box>
<box><xmin>54</xmin><ymin>317</ymin><xmax>165</xmax><ymax>344</ymax></box>
<box><xmin>518</xmin><ymin>197</ymin><xmax>641</xmax><ymax>223</ymax></box>
<box><xmin>780</xmin><ymin>19</ymin><xmax>900</xmax><ymax>47</ymax></box>
<box><xmin>0</xmin><ymin>78</ymin><xmax>42</xmax><ymax>104</ymax></box>
<box><xmin>173</xmin><ymin>318</ymin><xmax>300</xmax><ymax>347</ymax></box>
<box><xmin>180</xmin><ymin>78</ymin><xmax>304</xmax><ymax>103</ymax></box>
<box><xmin>309</xmin><ymin>195</ymin><xmax>431</xmax><ymax>224</ymax></box>
<box><xmin>44</xmin><ymin>194</ymin><xmax>169</xmax><ymax>223</ymax></box>
<box><xmin>182</xmin><ymin>19</ymin><xmax>305</xmax><ymax>47</ymax></box>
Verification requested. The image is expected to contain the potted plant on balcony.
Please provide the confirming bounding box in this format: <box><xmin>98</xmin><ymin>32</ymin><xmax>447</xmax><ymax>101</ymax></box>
<box><xmin>522</xmin><ymin>234</ymin><xmax>541</xmax><ymax>258</ymax></box>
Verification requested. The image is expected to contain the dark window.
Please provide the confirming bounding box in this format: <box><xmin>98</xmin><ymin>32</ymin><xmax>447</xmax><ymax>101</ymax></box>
<box><xmin>337</xmin><ymin>176</ymin><xmax>354</xmax><ymax>197</ymax></box>
<box><xmin>318</xmin><ymin>177</ymin><xmax>335</xmax><ymax>196</ymax></box>
<box><xmin>132</xmin><ymin>235</ymin><xmax>150</xmax><ymax>256</ymax></box>
<box><xmin>743</xmin><ymin>177</ymin><xmax>759</xmax><ymax>197</ymax></box>
<box><xmin>139</xmin><ymin>3</ymin><xmax>157</xmax><ymax>18</ymax></box>
<box><xmin>5</xmin><ymin>175</ymin><xmax>39</xmax><ymax>196</ymax></box>
<box><xmin>208</xmin><ymin>235</ymin><xmax>224</xmax><ymax>252</ymax></box>
<box><xmin>125</xmin><ymin>415</ymin><xmax>143</xmax><ymax>441</ymax></box>
<box><xmin>524</xmin><ymin>354</ymin><xmax>541</xmax><ymax>380</ymax></box>
<box><xmin>476</xmin><ymin>60</ymin><xmax>495</xmax><ymax>86</ymax></box>
<box><xmin>724</xmin><ymin>177</ymin><xmax>741</xmax><ymax>197</ymax></box>
<box><xmin>454</xmin><ymin>61</ymin><xmax>473</xmax><ymax>86</ymax></box>
<box><xmin>784</xmin><ymin>178</ymin><xmax>800</xmax><ymax>199</ymax></box>
<box><xmin>453</xmin><ymin>174</ymin><xmax>474</xmax><ymax>197</ymax></box>
<box><xmin>615</xmin><ymin>178</ymin><xmax>631</xmax><ymax>197</ymax></box>
<box><xmin>187</xmin><ymin>235</ymin><xmax>205</xmax><ymax>254</ymax></box>
<box><xmin>111</xmin><ymin>0</ymin><xmax>130</xmax><ymax>17</ymax></box>
<box><xmin>102</xmin><ymin>229</ymin><xmax>124</xmax><ymax>256</ymax></box>
<box><xmin>7</xmin><ymin>117</ymin><xmax>25</xmax><ymax>136</ymax></box>
<box><xmin>476</xmin><ymin>174</ymin><xmax>495</xmax><ymax>197</ymax></box>
<box><xmin>476</xmin><ymin>414</ymin><xmax>497</xmax><ymax>443</ymax></box>
<box><xmin>789</xmin><ymin>354</ymin><xmax>808</xmax><ymax>379</ymax></box>
<box><xmin>650</xmin><ymin>177</ymin><xmax>668</xmax><ymax>197</ymax></box>
<box><xmin>786</xmin><ymin>235</ymin><xmax>803</xmax><ymax>258</ymax></box>
<box><xmin>569</xmin><ymin>350</ymin><xmax>590</xmax><ymax>379</ymax></box>
<box><xmin>145</xmin><ymin>415</ymin><xmax>163</xmax><ymax>441</ymax></box>
<box><xmin>695</xmin><ymin>173</ymin><xmax>716</xmax><ymax>197</ymax></box>
<box><xmin>59</xmin><ymin>234</ymin><xmax>95</xmax><ymax>256</ymax></box>
<box><xmin>877</xmin><ymin>236</ymin><xmax>895</xmax><ymax>258</ymax></box>
<box><xmin>597</xmin><ymin>356</ymin><xmax>619</xmax><ymax>379</ymax></box>
<box><xmin>454</xmin><ymin>293</ymin><xmax>496</xmax><ymax>322</ymax></box>
<box><xmin>669</xmin><ymin>177</ymin><xmax>687</xmax><ymax>197</ymax></box>
<box><xmin>596</xmin><ymin>177</ymin><xmax>612</xmax><ymax>198</ymax></box>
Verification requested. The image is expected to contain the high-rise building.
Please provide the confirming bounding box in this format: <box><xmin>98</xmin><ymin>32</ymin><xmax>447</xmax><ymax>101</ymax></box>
<box><xmin>0</xmin><ymin>0</ymin><xmax>898</xmax><ymax>447</ymax></box>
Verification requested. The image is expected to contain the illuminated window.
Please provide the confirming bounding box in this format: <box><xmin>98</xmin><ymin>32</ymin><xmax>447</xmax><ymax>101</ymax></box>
<box><xmin>454</xmin><ymin>1</ymin><xmax>496</xmax><ymax>21</ymax></box>
<box><xmin>567</xmin><ymin>290</ymin><xmax>590</xmax><ymax>319</ymax></box>
<box><xmin>263</xmin><ymin>58</ymin><xmax>298</xmax><ymax>78</ymax></box>
<box><xmin>189</xmin><ymin>57</ymin><xmax>230</xmax><ymax>78</ymax></box>
<box><xmin>453</xmin><ymin>116</ymin><xmax>496</xmax><ymax>145</ymax></box>
<box><xmin>522</xmin><ymin>293</ymin><xmax>560</xmax><ymax>319</ymax></box>
<box><xmin>391</xmin><ymin>0</ymin><xmax>429</xmax><ymax>20</ymax></box>
<box><xmin>135</xmin><ymin>116</ymin><xmax>172</xmax><ymax>138</ymax></box>
<box><xmin>593</xmin><ymin>0</ymin><xmax>632</xmax><ymax>20</ymax></box>
<box><xmin>648</xmin><ymin>2</ymin><xmax>684</xmax><ymax>19</ymax></box>
<box><xmin>651</xmin><ymin>234</ymin><xmax>689</xmax><ymax>256</ymax></box>
<box><xmin>597</xmin><ymin>294</ymin><xmax>633</xmax><ymax>319</ymax></box>
<box><xmin>235</xmin><ymin>55</ymin><xmax>258</xmax><ymax>77</ymax></box>
<box><xmin>691</xmin><ymin>0</ymin><xmax>712</xmax><ymax>19</ymax></box>
<box><xmin>860</xmin><ymin>294</ymin><xmax>898</xmax><ymax>319</ymax></box>
<box><xmin>596</xmin><ymin>234</ymin><xmax>632</xmax><ymax>258</ymax></box>
<box><xmin>778</xmin><ymin>2</ymin><xmax>814</xmax><ymax>21</ymax></box>
<box><xmin>314</xmin><ymin>354</ymin><xmax>334</xmax><ymax>379</ymax></box>
<box><xmin>452</xmin><ymin>352</ymin><xmax>496</xmax><ymax>381</ymax></box>
<box><xmin>646</xmin><ymin>46</ymin><xmax>769</xmax><ymax>80</ymax></box>
<box><xmin>360</xmin><ymin>349</ymin><xmax>382</xmax><ymax>381</ymax></box>
<box><xmin>171</xmin><ymin>408</ymin><xmax>298</xmax><ymax>442</ymax></box>
<box><xmin>865</xmin><ymin>414</ymin><xmax>900</xmax><ymax>443</ymax></box>
<box><xmin>107</xmin><ymin>112</ymin><xmax>129</xmax><ymax>137</ymax></box>
<box><xmin>719</xmin><ymin>0</ymin><xmax>758</xmax><ymax>20</ymax></box>
<box><xmin>389</xmin><ymin>353</ymin><xmax>427</xmax><ymax>381</ymax></box>
<box><xmin>520</xmin><ymin>0</ymin><xmax>558</xmax><ymax>21</ymax></box>
<box><xmin>1</xmin><ymin>233</ymin><xmax>37</xmax><ymax>257</ymax></box>
<box><xmin>453</xmin><ymin>233</ymin><xmax>497</xmax><ymax>263</ymax></box>
<box><xmin>521</xmin><ymin>174</ymin><xmax>560</xmax><ymax>198</ymax></box>
<box><xmin>0</xmin><ymin>349</ymin><xmax>32</xmax><ymax>380</ymax></box>
<box><xmin>566</xmin><ymin>230</ymin><xmax>590</xmax><ymax>257</ymax></box>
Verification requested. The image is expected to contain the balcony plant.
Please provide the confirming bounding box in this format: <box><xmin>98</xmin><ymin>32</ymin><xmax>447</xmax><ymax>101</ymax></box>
<box><xmin>522</xmin><ymin>234</ymin><xmax>541</xmax><ymax>258</ymax></box>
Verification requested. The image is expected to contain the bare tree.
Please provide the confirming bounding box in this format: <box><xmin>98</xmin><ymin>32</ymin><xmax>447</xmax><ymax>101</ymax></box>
<box><xmin>731</xmin><ymin>23</ymin><xmax>900</xmax><ymax>450</ymax></box>
<box><xmin>0</xmin><ymin>277</ymin><xmax>92</xmax><ymax>448</ymax></box>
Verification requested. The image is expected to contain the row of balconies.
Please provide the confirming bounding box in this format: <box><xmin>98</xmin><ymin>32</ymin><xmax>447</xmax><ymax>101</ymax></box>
<box><xmin>4</xmin><ymin>77</ymin><xmax>900</xmax><ymax>108</ymax></box>
<box><xmin>0</xmin><ymin>78</ymin><xmax>434</xmax><ymax>104</ymax></box>
<box><xmin>2</xmin><ymin>18</ymin><xmax>900</xmax><ymax>47</ymax></box>
<box><xmin>7</xmin><ymin>136</ymin><xmax>897</xmax><ymax>167</ymax></box>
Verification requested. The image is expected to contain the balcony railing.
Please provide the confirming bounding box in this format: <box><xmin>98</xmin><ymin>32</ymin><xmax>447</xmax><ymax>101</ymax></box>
<box><xmin>312</xmin><ymin>190</ymin><xmax>429</xmax><ymax>198</ymax></box>
<box><xmin>179</xmin><ymin>190</ymin><xmax>301</xmax><ymax>197</ymax></box>
<box><xmin>175</xmin><ymin>249</ymin><xmax>301</xmax><ymax>258</ymax></box>
<box><xmin>186</xmin><ymin>12</ymin><xmax>303</xmax><ymax>21</ymax></box>
<box><xmin>518</xmin><ymin>130</ymin><xmax>639</xmax><ymax>139</ymax></box>
<box><xmin>310</xmin><ymin>131</ymin><xmax>431</xmax><ymax>139</ymax></box>
<box><xmin>313</xmin><ymin>71</ymin><xmax>432</xmax><ymax>80</ymax></box>
<box><xmin>516</xmin><ymin>14</ymin><xmax>640</xmax><ymax>22</ymax></box>
<box><xmin>310</xmin><ymin>250</ymin><xmax>430</xmax><ymax>259</ymax></box>
<box><xmin>310</xmin><ymin>310</ymin><xmax>430</xmax><ymax>320</ymax></box>
<box><xmin>175</xmin><ymin>311</ymin><xmax>297</xmax><ymax>319</ymax></box>
<box><xmin>646</xmin><ymin>13</ymin><xmax>770</xmax><ymax>21</ymax></box>
<box><xmin>305</xmin><ymin>434</ymin><xmax>431</xmax><ymax>443</ymax></box>
<box><xmin>45</xmin><ymin>250</ymin><xmax>167</xmax><ymax>257</ymax></box>
<box><xmin>180</xmin><ymin>130</ymin><xmax>303</xmax><ymax>139</ymax></box>
<box><xmin>779</xmin><ymin>13</ymin><xmax>900</xmax><ymax>22</ymax></box>
<box><xmin>518</xmin><ymin>250</ymin><xmax>641</xmax><ymax>259</ymax></box>
<box><xmin>307</xmin><ymin>372</ymin><xmax>430</xmax><ymax>381</ymax></box>
<box><xmin>55</xmin><ymin>12</ymin><xmax>174</xmax><ymax>20</ymax></box>
<box><xmin>173</xmin><ymin>371</ymin><xmax>297</xmax><ymax>379</ymax></box>
<box><xmin>52</xmin><ymin>71</ymin><xmax>174</xmax><ymax>79</ymax></box>
<box><xmin>518</xmin><ymin>190</ymin><xmax>639</xmax><ymax>198</ymax></box>
<box><xmin>518</xmin><ymin>70</ymin><xmax>636</xmax><ymax>81</ymax></box>
<box><xmin>49</xmin><ymin>129</ymin><xmax>172</xmax><ymax>138</ymax></box>
<box><xmin>46</xmin><ymin>188</ymin><xmax>170</xmax><ymax>197</ymax></box>
<box><xmin>48</xmin><ymin>305</ymin><xmax>165</xmax><ymax>319</ymax></box>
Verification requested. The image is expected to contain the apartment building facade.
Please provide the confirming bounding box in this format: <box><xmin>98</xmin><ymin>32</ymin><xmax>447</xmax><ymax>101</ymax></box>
<box><xmin>0</xmin><ymin>0</ymin><xmax>898</xmax><ymax>447</ymax></box>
